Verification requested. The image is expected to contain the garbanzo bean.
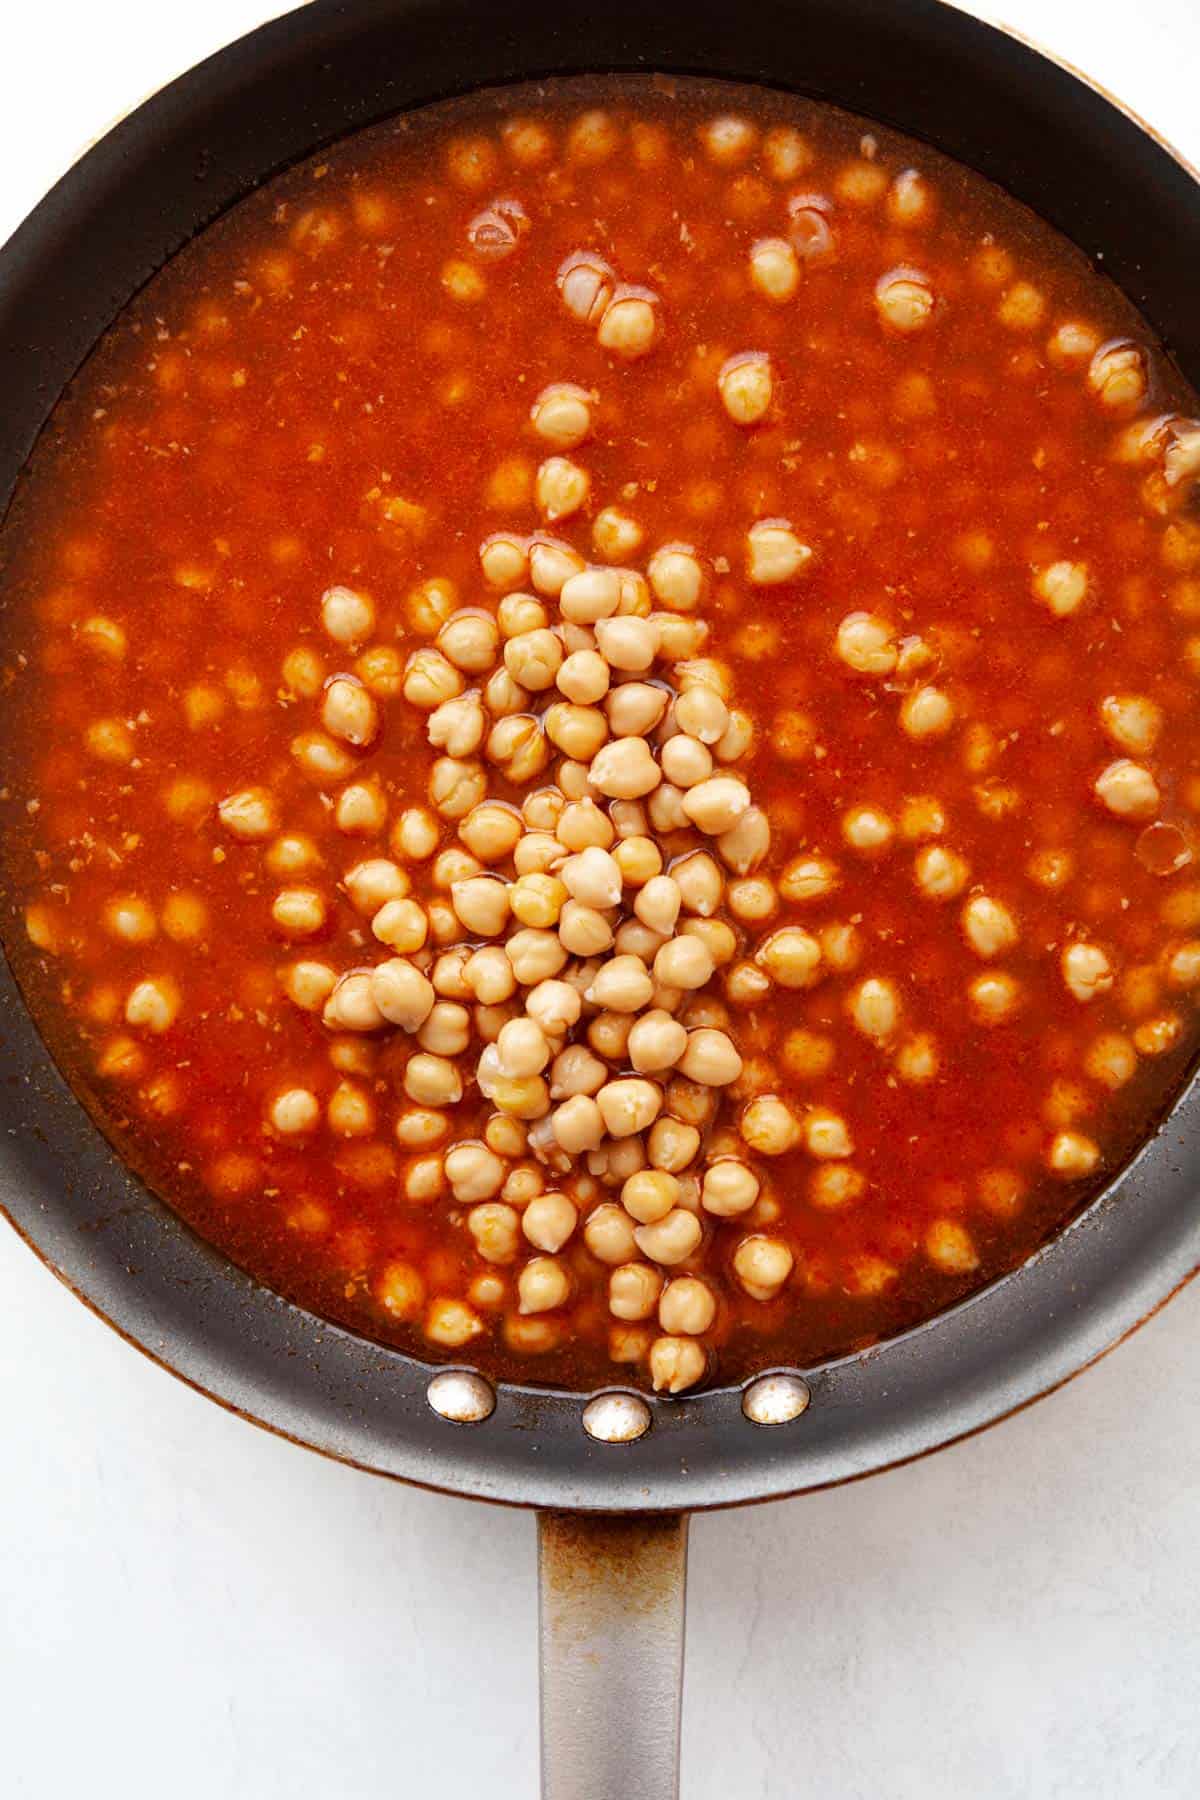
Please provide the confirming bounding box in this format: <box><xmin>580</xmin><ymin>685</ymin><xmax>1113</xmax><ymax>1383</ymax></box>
<box><xmin>732</xmin><ymin>1234</ymin><xmax>794</xmax><ymax>1299</ymax></box>
<box><xmin>609</xmin><ymin>1262</ymin><xmax>664</xmax><ymax>1321</ymax></box>
<box><xmin>518</xmin><ymin>1255</ymin><xmax>571</xmax><ymax>1313</ymax></box>
<box><xmin>522</xmin><ymin>1191</ymin><xmax>579</xmax><ymax>1252</ymax></box>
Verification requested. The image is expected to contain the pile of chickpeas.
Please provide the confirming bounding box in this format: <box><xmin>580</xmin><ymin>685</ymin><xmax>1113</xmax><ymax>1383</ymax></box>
<box><xmin>229</xmin><ymin>514</ymin><xmax>831</xmax><ymax>1392</ymax></box>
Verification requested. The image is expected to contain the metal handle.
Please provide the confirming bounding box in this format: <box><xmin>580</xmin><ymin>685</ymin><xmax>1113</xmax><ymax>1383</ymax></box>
<box><xmin>537</xmin><ymin>1510</ymin><xmax>690</xmax><ymax>1800</ymax></box>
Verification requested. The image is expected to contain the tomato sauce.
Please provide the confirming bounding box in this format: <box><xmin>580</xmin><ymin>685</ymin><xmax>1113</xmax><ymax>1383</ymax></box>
<box><xmin>2</xmin><ymin>75</ymin><xmax>1199</xmax><ymax>1391</ymax></box>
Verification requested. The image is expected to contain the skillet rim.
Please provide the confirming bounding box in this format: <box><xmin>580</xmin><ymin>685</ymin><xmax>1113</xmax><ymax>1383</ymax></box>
<box><xmin>2</xmin><ymin>0</ymin><xmax>1200</xmax><ymax>1512</ymax></box>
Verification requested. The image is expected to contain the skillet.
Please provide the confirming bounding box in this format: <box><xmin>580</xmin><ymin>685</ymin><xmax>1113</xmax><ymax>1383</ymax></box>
<box><xmin>3</xmin><ymin>2</ymin><xmax>1200</xmax><ymax>1792</ymax></box>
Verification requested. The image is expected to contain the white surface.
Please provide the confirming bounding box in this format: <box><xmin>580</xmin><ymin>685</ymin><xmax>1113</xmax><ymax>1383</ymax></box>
<box><xmin>2</xmin><ymin>3</ymin><xmax>1199</xmax><ymax>1794</ymax></box>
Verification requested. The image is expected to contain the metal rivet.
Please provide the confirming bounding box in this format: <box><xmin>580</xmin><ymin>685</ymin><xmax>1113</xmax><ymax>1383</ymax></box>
<box><xmin>426</xmin><ymin>1369</ymin><xmax>496</xmax><ymax>1424</ymax></box>
<box><xmin>582</xmin><ymin>1390</ymin><xmax>653</xmax><ymax>1444</ymax></box>
<box><xmin>741</xmin><ymin>1371</ymin><xmax>811</xmax><ymax>1426</ymax></box>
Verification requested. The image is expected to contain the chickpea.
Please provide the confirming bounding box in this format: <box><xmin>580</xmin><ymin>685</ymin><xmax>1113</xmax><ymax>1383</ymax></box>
<box><xmin>914</xmin><ymin>845</ymin><xmax>970</xmax><ymax>901</ymax></box>
<box><xmin>584</xmin><ymin>1202</ymin><xmax>638</xmax><ymax>1265</ymax></box>
<box><xmin>377</xmin><ymin>1263</ymin><xmax>426</xmax><ymax>1321</ymax></box>
<box><xmin>525</xmin><ymin>977</ymin><xmax>582</xmax><ymax>1037</ymax></box>
<box><xmin>504</xmin><ymin>627</ymin><xmax>563</xmax><ymax>691</ymax></box>
<box><xmin>425</xmin><ymin>1299</ymin><xmax>485</xmax><ymax>1348</ymax></box>
<box><xmin>589</xmin><ymin>737</ymin><xmax>661</xmax><ymax>799</ymax></box>
<box><xmin>678</xmin><ymin>1028</ymin><xmax>742</xmax><ymax>1086</ymax></box>
<box><xmin>335</xmin><ymin>779</ymin><xmax>388</xmax><ymax>836</ymax></box>
<box><xmin>609</xmin><ymin>1262</ymin><xmax>664</xmax><ymax>1321</ymax></box>
<box><xmin>895</xmin><ymin>1032</ymin><xmax>940</xmax><ymax>1083</ymax></box>
<box><xmin>668</xmin><ymin>853</ymin><xmax>720</xmax><ymax>919</ymax></box>
<box><xmin>125</xmin><ymin>976</ymin><xmax>181</xmax><ymax>1035</ymax></box>
<box><xmin>633</xmin><ymin>1208</ymin><xmax>703</xmax><ymax>1266</ymax></box>
<box><xmin>968</xmin><ymin>971</ymin><xmax>1022</xmax><ymax>1025</ymax></box>
<box><xmin>549</xmin><ymin>1094</ymin><xmax>604</xmax><ymax>1155</ymax></box>
<box><xmin>419</xmin><ymin>1000</ymin><xmax>472</xmax><ymax>1057</ymax></box>
<box><xmin>582</xmin><ymin>956</ymin><xmax>652</xmax><ymax>1015</ymax></box>
<box><xmin>522</xmin><ymin>1191</ymin><xmax>579</xmax><ymax>1253</ymax></box>
<box><xmin>652</xmin><ymin>935</ymin><xmax>714</xmax><ymax>992</ymax></box>
<box><xmin>557</xmin><ymin>250</ymin><xmax>615</xmax><ymax>325</ymax></box>
<box><xmin>321</xmin><ymin>584</ymin><xmax>374</xmax><ymax>645</ymax></box>
<box><xmin>1095</xmin><ymin>758</ymin><xmax>1161</xmax><ymax>821</ymax></box>
<box><xmin>1047</xmin><ymin>1130</ymin><xmax>1101</xmax><ymax>1177</ymax></box>
<box><xmin>429</xmin><ymin>756</ymin><xmax>487</xmax><ymax>821</ymax></box>
<box><xmin>1032</xmin><ymin>560</ymin><xmax>1090</xmax><ymax>617</ymax></box>
<box><xmin>718</xmin><ymin>353</ymin><xmax>774</xmax><ymax>426</ymax></box>
<box><xmin>746</xmin><ymin>519</ymin><xmax>812</xmax><ymax>585</ymax></box>
<box><xmin>1088</xmin><ymin>340</ymin><xmax>1147</xmax><ymax>411</ymax></box>
<box><xmin>441</xmin><ymin>1142</ymin><xmax>504</xmax><ymax>1203</ymax></box>
<box><xmin>535</xmin><ymin>456</ymin><xmax>590</xmax><ymax>523</ymax></box>
<box><xmin>370</xmin><ymin>958</ymin><xmax>435</xmax><ymax>1031</ymax></box>
<box><xmin>327</xmin><ymin>1081</ymin><xmax>374</xmax><ymax>1137</ymax></box>
<box><xmin>899</xmin><ymin>685</ymin><xmax>954</xmax><ymax>740</ymax></box>
<box><xmin>732</xmin><ymin>1234</ymin><xmax>795</xmax><ymax>1300</ymax></box>
<box><xmin>700</xmin><ymin>1158</ymin><xmax>760</xmax><ymax>1218</ymax></box>
<box><xmin>617</xmin><ymin>1010</ymin><xmax>685</xmax><ymax>1078</ymax></box>
<box><xmin>842</xmin><ymin>804</ymin><xmax>894</xmax><ymax>854</ymax></box>
<box><xmin>1062</xmin><ymin>941</ymin><xmax>1114</xmax><ymax>1002</ymax></box>
<box><xmin>835</xmin><ymin>611</ymin><xmax>897</xmax><ymax>675</ymax></box>
<box><xmin>479</xmin><ymin>532</ymin><xmax>530</xmax><ymax>591</ymax></box>
<box><xmin>271</xmin><ymin>886</ymin><xmax>327</xmax><ymax>939</ymax></box>
<box><xmin>799</xmin><ymin>1103</ymin><xmax>852</xmax><ymax>1158</ymax></box>
<box><xmin>490</xmin><ymin>1017</ymin><xmax>547</xmax><ymax>1081</ymax></box>
<box><xmin>681</xmin><ymin>776</ymin><xmax>750</xmax><ymax>836</ymax></box>
<box><xmin>606</xmin><ymin>682</ymin><xmax>670</xmax><ymax>739</ymax></box>
<box><xmin>548</xmin><ymin>1044</ymin><xmax>607</xmax><ymax>1099</ymax></box>
<box><xmin>620</xmin><ymin>1168</ymin><xmax>679</xmax><ymax>1225</ymax></box>
<box><xmin>848</xmin><ymin>976</ymin><xmax>900</xmax><ymax>1039</ymax></box>
<box><xmin>218</xmin><ymin>786</ymin><xmax>278</xmax><ymax>842</ymax></box>
<box><xmin>529</xmin><ymin>538</ymin><xmax>586</xmax><ymax>597</ymax></box>
<box><xmin>553</xmin><ymin>649</ymin><xmax>608</xmax><ymax>706</ymax></box>
<box><xmin>740</xmin><ymin>1094</ymin><xmax>801</xmax><ymax>1156</ymax></box>
<box><xmin>264</xmin><ymin>1080</ymin><xmax>318</xmax><ymax>1137</ymax></box>
<box><xmin>321</xmin><ymin>675</ymin><xmax>379</xmax><ymax>747</ymax></box>
<box><xmin>1134</xmin><ymin>1013</ymin><xmax>1183</xmax><ymax>1056</ymax></box>
<box><xmin>426</xmin><ymin>693</ymin><xmax>485</xmax><ymax>759</ymax></box>
<box><xmin>468</xmin><ymin>1201</ymin><xmax>521</xmax><ymax>1265</ymax></box>
<box><xmin>594</xmin><ymin>615</ymin><xmax>660</xmax><ymax>673</ymax></box>
<box><xmin>1084</xmin><ymin>1031</ymin><xmax>1138</xmax><ymax>1089</ymax></box>
<box><xmin>593</xmin><ymin>506</ymin><xmax>644</xmax><ymax>563</ymax></box>
<box><xmin>961</xmin><ymin>894</ymin><xmax>1018</xmax><ymax>959</ymax></box>
<box><xmin>372</xmin><ymin>897</ymin><xmax>429</xmax><ymax>954</ymax></box>
<box><xmin>403</xmin><ymin>1052</ymin><xmax>462</xmax><ymax>1107</ymax></box>
<box><xmin>875</xmin><ymin>268</ymin><xmax>935</xmax><ymax>333</ymax></box>
<box><xmin>104</xmin><ymin>896</ymin><xmax>157</xmax><ymax>945</ymax></box>
<box><xmin>810</xmin><ymin>1164</ymin><xmax>867</xmax><ymax>1212</ymax></box>
<box><xmin>282</xmin><ymin>960</ymin><xmax>337</xmax><ymax>1013</ymax></box>
<box><xmin>393</xmin><ymin>806</ymin><xmax>439</xmax><ymax>862</ymax></box>
<box><xmin>754</xmin><ymin>921</ymin><xmax>824</xmax><ymax>995</ymax></box>
<box><xmin>518</xmin><ymin>1255</ymin><xmax>571</xmax><ymax>1314</ymax></box>
<box><xmin>596</xmin><ymin>1078</ymin><xmax>662</xmax><ymax>1138</ymax></box>
<box><xmin>597</xmin><ymin>288</ymin><xmax>659</xmax><ymax>359</ymax></box>
<box><xmin>749</xmin><ymin>236</ymin><xmax>800</xmax><ymax>303</ymax></box>
<box><xmin>1166</xmin><ymin>941</ymin><xmax>1200</xmax><ymax>989</ymax></box>
<box><xmin>926</xmin><ymin>1219</ymin><xmax>980</xmax><ymax>1274</ymax></box>
<box><xmin>658</xmin><ymin>1276</ymin><xmax>716</xmax><ymax>1337</ymax></box>
<box><xmin>404</xmin><ymin>647</ymin><xmax>464</xmax><ymax>710</ymax></box>
<box><xmin>532</xmin><ymin>379</ymin><xmax>593</xmax><ymax>446</ymax></box>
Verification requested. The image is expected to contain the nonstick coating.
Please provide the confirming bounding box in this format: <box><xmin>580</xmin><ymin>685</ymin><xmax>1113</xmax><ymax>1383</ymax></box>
<box><xmin>2</xmin><ymin>0</ymin><xmax>1200</xmax><ymax>1513</ymax></box>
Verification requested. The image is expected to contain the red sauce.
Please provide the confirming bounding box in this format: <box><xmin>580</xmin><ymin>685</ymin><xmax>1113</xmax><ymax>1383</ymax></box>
<box><xmin>2</xmin><ymin>76</ymin><xmax>1199</xmax><ymax>1391</ymax></box>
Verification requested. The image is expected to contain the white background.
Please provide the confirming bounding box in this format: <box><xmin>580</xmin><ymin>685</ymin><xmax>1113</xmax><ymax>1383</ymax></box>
<box><xmin>3</xmin><ymin>3</ymin><xmax>1199</xmax><ymax>1794</ymax></box>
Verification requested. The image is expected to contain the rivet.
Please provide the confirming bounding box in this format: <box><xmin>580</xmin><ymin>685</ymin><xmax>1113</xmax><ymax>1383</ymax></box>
<box><xmin>741</xmin><ymin>1371</ymin><xmax>811</xmax><ymax>1426</ymax></box>
<box><xmin>426</xmin><ymin>1368</ymin><xmax>496</xmax><ymax>1423</ymax></box>
<box><xmin>582</xmin><ymin>1390</ymin><xmax>653</xmax><ymax>1444</ymax></box>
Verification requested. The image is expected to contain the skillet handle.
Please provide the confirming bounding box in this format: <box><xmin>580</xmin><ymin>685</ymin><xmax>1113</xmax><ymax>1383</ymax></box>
<box><xmin>537</xmin><ymin>1510</ymin><xmax>690</xmax><ymax>1800</ymax></box>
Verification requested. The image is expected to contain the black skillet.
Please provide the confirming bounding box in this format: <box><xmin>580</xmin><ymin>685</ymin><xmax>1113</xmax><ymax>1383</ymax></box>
<box><xmin>3</xmin><ymin>2</ymin><xmax>1200</xmax><ymax>1792</ymax></box>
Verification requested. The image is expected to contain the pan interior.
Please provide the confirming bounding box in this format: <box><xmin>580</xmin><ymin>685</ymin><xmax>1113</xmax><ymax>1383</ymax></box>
<box><xmin>1</xmin><ymin>0</ymin><xmax>1199</xmax><ymax>1508</ymax></box>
